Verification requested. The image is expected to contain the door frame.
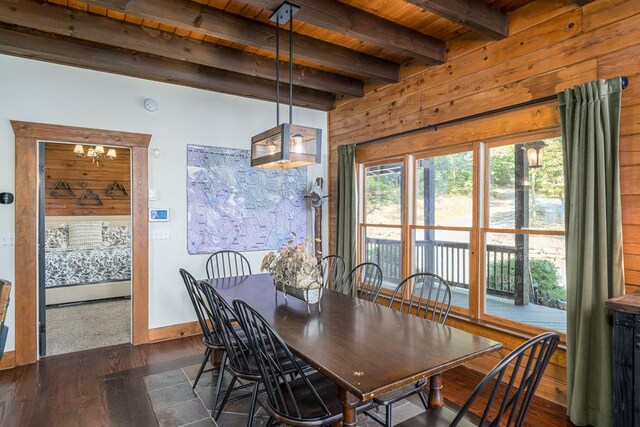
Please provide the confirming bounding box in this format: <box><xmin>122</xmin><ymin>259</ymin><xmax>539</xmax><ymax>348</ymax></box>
<box><xmin>12</xmin><ymin>121</ymin><xmax>152</xmax><ymax>365</ymax></box>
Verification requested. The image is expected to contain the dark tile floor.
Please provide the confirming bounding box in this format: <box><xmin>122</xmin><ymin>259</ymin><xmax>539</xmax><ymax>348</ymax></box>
<box><xmin>143</xmin><ymin>362</ymin><xmax>425</xmax><ymax>427</ymax></box>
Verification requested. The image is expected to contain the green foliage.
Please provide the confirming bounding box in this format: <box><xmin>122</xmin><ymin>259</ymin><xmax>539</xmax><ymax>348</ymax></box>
<box><xmin>489</xmin><ymin>137</ymin><xmax>564</xmax><ymax>199</ymax></box>
<box><xmin>530</xmin><ymin>259</ymin><xmax>566</xmax><ymax>309</ymax></box>
<box><xmin>416</xmin><ymin>152</ymin><xmax>473</xmax><ymax>199</ymax></box>
<box><xmin>365</xmin><ymin>165</ymin><xmax>402</xmax><ymax>213</ymax></box>
<box><xmin>487</xmin><ymin>258</ymin><xmax>566</xmax><ymax>310</ymax></box>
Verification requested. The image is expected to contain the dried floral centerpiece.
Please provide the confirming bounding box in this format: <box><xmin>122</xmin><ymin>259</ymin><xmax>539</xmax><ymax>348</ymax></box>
<box><xmin>261</xmin><ymin>238</ymin><xmax>323</xmax><ymax>312</ymax></box>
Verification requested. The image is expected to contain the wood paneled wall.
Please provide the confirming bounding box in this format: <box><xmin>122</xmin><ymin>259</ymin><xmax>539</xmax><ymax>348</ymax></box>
<box><xmin>328</xmin><ymin>0</ymin><xmax>640</xmax><ymax>407</ymax></box>
<box><xmin>45</xmin><ymin>142</ymin><xmax>131</xmax><ymax>216</ymax></box>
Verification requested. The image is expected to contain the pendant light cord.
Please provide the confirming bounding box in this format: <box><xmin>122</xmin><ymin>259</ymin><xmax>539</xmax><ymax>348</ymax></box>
<box><xmin>289</xmin><ymin>3</ymin><xmax>293</xmax><ymax>125</ymax></box>
<box><xmin>275</xmin><ymin>21</ymin><xmax>280</xmax><ymax>126</ymax></box>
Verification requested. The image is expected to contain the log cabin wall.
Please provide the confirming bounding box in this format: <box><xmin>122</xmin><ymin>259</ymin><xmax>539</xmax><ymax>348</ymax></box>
<box><xmin>328</xmin><ymin>0</ymin><xmax>640</xmax><ymax>408</ymax></box>
<box><xmin>45</xmin><ymin>142</ymin><xmax>131</xmax><ymax>216</ymax></box>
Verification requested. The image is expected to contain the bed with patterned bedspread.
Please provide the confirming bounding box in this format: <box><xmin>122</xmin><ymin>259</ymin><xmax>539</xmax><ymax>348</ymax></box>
<box><xmin>44</xmin><ymin>221</ymin><xmax>131</xmax><ymax>288</ymax></box>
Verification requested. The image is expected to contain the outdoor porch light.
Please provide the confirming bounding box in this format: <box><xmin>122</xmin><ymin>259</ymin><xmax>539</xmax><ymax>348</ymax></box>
<box><xmin>525</xmin><ymin>140</ymin><xmax>546</xmax><ymax>169</ymax></box>
<box><xmin>250</xmin><ymin>2</ymin><xmax>322</xmax><ymax>170</ymax></box>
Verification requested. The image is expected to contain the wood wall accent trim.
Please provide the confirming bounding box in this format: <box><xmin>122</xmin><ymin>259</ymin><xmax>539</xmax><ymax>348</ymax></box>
<box><xmin>0</xmin><ymin>25</ymin><xmax>336</xmax><ymax>112</ymax></box>
<box><xmin>403</xmin><ymin>0</ymin><xmax>509</xmax><ymax>39</ymax></box>
<box><xmin>239</xmin><ymin>0</ymin><xmax>446</xmax><ymax>64</ymax></box>
<box><xmin>11</xmin><ymin>121</ymin><xmax>151</xmax><ymax>364</ymax></box>
<box><xmin>83</xmin><ymin>0</ymin><xmax>400</xmax><ymax>82</ymax></box>
<box><xmin>148</xmin><ymin>321</ymin><xmax>202</xmax><ymax>343</ymax></box>
<box><xmin>0</xmin><ymin>0</ymin><xmax>362</xmax><ymax>98</ymax></box>
<box><xmin>0</xmin><ymin>351</ymin><xmax>16</xmax><ymax>371</ymax></box>
<box><xmin>44</xmin><ymin>143</ymin><xmax>131</xmax><ymax>216</ymax></box>
<box><xmin>131</xmin><ymin>146</ymin><xmax>149</xmax><ymax>346</ymax></box>
<box><xmin>328</xmin><ymin>0</ymin><xmax>640</xmax><ymax>407</ymax></box>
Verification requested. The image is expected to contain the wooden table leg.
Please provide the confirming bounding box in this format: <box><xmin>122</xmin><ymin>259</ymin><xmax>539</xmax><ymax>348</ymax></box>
<box><xmin>427</xmin><ymin>374</ymin><xmax>444</xmax><ymax>408</ymax></box>
<box><xmin>337</xmin><ymin>386</ymin><xmax>359</xmax><ymax>426</ymax></box>
<box><xmin>210</xmin><ymin>349</ymin><xmax>224</xmax><ymax>373</ymax></box>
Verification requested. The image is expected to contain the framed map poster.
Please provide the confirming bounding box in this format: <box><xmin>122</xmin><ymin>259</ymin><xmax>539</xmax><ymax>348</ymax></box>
<box><xmin>186</xmin><ymin>144</ymin><xmax>307</xmax><ymax>254</ymax></box>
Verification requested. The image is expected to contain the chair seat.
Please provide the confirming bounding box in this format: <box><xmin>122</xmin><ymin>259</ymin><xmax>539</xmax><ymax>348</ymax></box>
<box><xmin>373</xmin><ymin>379</ymin><xmax>427</xmax><ymax>406</ymax></box>
<box><xmin>267</xmin><ymin>372</ymin><xmax>373</xmax><ymax>425</ymax></box>
<box><xmin>229</xmin><ymin>345</ymin><xmax>307</xmax><ymax>379</ymax></box>
<box><xmin>395</xmin><ymin>406</ymin><xmax>477</xmax><ymax>427</ymax></box>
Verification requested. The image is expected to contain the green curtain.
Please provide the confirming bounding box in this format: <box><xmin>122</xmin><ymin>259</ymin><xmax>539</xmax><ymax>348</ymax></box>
<box><xmin>336</xmin><ymin>144</ymin><xmax>357</xmax><ymax>296</ymax></box>
<box><xmin>559</xmin><ymin>77</ymin><xmax>625</xmax><ymax>427</ymax></box>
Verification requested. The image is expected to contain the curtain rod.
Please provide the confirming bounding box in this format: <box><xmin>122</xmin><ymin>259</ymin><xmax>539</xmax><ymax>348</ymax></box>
<box><xmin>355</xmin><ymin>76</ymin><xmax>629</xmax><ymax>148</ymax></box>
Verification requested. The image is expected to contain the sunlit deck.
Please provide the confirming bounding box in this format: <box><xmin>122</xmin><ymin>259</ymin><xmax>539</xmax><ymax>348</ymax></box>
<box><xmin>449</xmin><ymin>288</ymin><xmax>566</xmax><ymax>333</ymax></box>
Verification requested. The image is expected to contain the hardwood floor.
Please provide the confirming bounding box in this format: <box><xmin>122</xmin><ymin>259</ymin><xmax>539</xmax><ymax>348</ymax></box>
<box><xmin>0</xmin><ymin>335</ymin><xmax>572</xmax><ymax>426</ymax></box>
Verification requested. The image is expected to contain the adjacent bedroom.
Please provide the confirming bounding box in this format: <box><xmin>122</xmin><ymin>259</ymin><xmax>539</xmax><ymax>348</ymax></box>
<box><xmin>41</xmin><ymin>141</ymin><xmax>132</xmax><ymax>357</ymax></box>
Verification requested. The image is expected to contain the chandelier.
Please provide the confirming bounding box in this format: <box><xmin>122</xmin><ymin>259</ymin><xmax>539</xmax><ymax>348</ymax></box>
<box><xmin>74</xmin><ymin>144</ymin><xmax>117</xmax><ymax>167</ymax></box>
<box><xmin>250</xmin><ymin>2</ymin><xmax>322</xmax><ymax>169</ymax></box>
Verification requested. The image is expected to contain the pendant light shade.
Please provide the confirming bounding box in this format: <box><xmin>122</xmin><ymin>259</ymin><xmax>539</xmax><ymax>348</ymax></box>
<box><xmin>252</xmin><ymin>123</ymin><xmax>322</xmax><ymax>169</ymax></box>
<box><xmin>251</xmin><ymin>2</ymin><xmax>322</xmax><ymax>170</ymax></box>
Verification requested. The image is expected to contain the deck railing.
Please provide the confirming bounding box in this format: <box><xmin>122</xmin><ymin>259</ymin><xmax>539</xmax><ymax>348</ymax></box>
<box><xmin>365</xmin><ymin>238</ymin><xmax>517</xmax><ymax>297</ymax></box>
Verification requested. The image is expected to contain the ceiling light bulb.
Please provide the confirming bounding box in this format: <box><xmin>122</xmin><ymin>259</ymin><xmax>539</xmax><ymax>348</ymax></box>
<box><xmin>291</xmin><ymin>134</ymin><xmax>304</xmax><ymax>153</ymax></box>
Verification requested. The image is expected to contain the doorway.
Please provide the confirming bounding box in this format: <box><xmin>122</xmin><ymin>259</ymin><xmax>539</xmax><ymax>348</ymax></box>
<box><xmin>12</xmin><ymin>121</ymin><xmax>151</xmax><ymax>366</ymax></box>
<box><xmin>38</xmin><ymin>141</ymin><xmax>133</xmax><ymax>356</ymax></box>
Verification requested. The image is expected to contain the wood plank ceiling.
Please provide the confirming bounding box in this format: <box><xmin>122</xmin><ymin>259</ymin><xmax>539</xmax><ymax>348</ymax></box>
<box><xmin>0</xmin><ymin>0</ymin><xmax>560</xmax><ymax>111</ymax></box>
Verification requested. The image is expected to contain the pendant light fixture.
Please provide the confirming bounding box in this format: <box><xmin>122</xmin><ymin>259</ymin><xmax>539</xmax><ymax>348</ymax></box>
<box><xmin>251</xmin><ymin>2</ymin><xmax>322</xmax><ymax>170</ymax></box>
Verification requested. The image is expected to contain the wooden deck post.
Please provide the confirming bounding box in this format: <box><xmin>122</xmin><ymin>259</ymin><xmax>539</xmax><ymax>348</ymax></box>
<box><xmin>514</xmin><ymin>144</ymin><xmax>530</xmax><ymax>306</ymax></box>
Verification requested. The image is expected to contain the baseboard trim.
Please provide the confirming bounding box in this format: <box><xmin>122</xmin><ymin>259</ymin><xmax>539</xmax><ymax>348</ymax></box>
<box><xmin>148</xmin><ymin>321</ymin><xmax>202</xmax><ymax>343</ymax></box>
<box><xmin>0</xmin><ymin>351</ymin><xmax>16</xmax><ymax>370</ymax></box>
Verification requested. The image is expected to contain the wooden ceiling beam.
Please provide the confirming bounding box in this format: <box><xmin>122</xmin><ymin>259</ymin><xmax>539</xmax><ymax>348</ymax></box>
<box><xmin>83</xmin><ymin>0</ymin><xmax>400</xmax><ymax>82</ymax></box>
<box><xmin>0</xmin><ymin>25</ymin><xmax>336</xmax><ymax>111</ymax></box>
<box><xmin>404</xmin><ymin>0</ymin><xmax>508</xmax><ymax>39</ymax></box>
<box><xmin>0</xmin><ymin>0</ymin><xmax>363</xmax><ymax>97</ymax></box>
<box><xmin>241</xmin><ymin>0</ymin><xmax>445</xmax><ymax>64</ymax></box>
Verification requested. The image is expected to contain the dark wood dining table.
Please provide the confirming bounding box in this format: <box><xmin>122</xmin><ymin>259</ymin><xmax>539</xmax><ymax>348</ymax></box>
<box><xmin>202</xmin><ymin>273</ymin><xmax>502</xmax><ymax>426</ymax></box>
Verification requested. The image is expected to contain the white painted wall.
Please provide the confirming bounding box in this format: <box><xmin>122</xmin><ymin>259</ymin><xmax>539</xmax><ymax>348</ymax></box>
<box><xmin>0</xmin><ymin>54</ymin><xmax>329</xmax><ymax>353</ymax></box>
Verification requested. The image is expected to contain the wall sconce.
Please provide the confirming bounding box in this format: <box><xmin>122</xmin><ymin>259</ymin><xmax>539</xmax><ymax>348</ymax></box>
<box><xmin>525</xmin><ymin>140</ymin><xmax>546</xmax><ymax>169</ymax></box>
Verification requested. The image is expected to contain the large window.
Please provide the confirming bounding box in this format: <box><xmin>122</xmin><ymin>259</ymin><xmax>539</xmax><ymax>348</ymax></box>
<box><xmin>357</xmin><ymin>135</ymin><xmax>566</xmax><ymax>334</ymax></box>
<box><xmin>413</xmin><ymin>148</ymin><xmax>474</xmax><ymax>310</ymax></box>
<box><xmin>360</xmin><ymin>161</ymin><xmax>404</xmax><ymax>289</ymax></box>
<box><xmin>483</xmin><ymin>137</ymin><xmax>566</xmax><ymax>333</ymax></box>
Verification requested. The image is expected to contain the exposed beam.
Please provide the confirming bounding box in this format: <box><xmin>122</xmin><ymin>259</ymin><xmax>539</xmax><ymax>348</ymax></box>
<box><xmin>0</xmin><ymin>0</ymin><xmax>363</xmax><ymax>97</ymax></box>
<box><xmin>404</xmin><ymin>0</ymin><xmax>508</xmax><ymax>39</ymax></box>
<box><xmin>84</xmin><ymin>0</ymin><xmax>400</xmax><ymax>82</ymax></box>
<box><xmin>242</xmin><ymin>0</ymin><xmax>445</xmax><ymax>64</ymax></box>
<box><xmin>0</xmin><ymin>25</ymin><xmax>336</xmax><ymax>111</ymax></box>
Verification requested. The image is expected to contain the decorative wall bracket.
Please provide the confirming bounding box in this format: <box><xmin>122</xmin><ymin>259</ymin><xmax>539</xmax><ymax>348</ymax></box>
<box><xmin>77</xmin><ymin>190</ymin><xmax>103</xmax><ymax>206</ymax></box>
<box><xmin>50</xmin><ymin>180</ymin><xmax>75</xmax><ymax>197</ymax></box>
<box><xmin>106</xmin><ymin>181</ymin><xmax>128</xmax><ymax>197</ymax></box>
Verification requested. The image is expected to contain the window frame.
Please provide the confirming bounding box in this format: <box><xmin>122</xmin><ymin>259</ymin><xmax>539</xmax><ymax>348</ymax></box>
<box><xmin>355</xmin><ymin>129</ymin><xmax>567</xmax><ymax>340</ymax></box>
<box><xmin>410</xmin><ymin>143</ymin><xmax>476</xmax><ymax>316</ymax></box>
